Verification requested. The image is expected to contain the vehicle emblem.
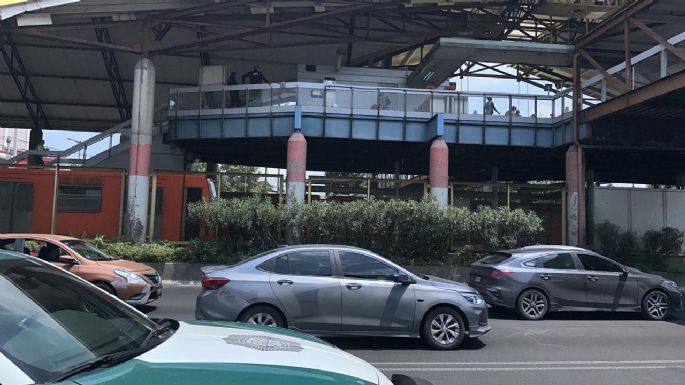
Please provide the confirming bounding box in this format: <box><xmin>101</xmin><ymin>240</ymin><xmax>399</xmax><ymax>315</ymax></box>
<box><xmin>223</xmin><ymin>335</ymin><xmax>303</xmax><ymax>352</ymax></box>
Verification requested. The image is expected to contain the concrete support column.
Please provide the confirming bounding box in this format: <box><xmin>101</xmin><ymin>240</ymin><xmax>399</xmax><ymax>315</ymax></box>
<box><xmin>126</xmin><ymin>57</ymin><xmax>156</xmax><ymax>243</ymax></box>
<box><xmin>429</xmin><ymin>137</ymin><xmax>449</xmax><ymax>207</ymax></box>
<box><xmin>566</xmin><ymin>145</ymin><xmax>586</xmax><ymax>246</ymax></box>
<box><xmin>286</xmin><ymin>130</ymin><xmax>307</xmax><ymax>205</ymax></box>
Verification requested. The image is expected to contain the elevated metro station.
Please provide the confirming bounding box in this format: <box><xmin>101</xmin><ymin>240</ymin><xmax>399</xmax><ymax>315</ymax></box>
<box><xmin>1</xmin><ymin>0</ymin><xmax>685</xmax><ymax>247</ymax></box>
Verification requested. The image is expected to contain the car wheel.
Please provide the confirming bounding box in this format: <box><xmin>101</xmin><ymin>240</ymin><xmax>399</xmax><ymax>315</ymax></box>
<box><xmin>239</xmin><ymin>306</ymin><xmax>286</xmax><ymax>328</ymax></box>
<box><xmin>517</xmin><ymin>289</ymin><xmax>548</xmax><ymax>320</ymax></box>
<box><xmin>421</xmin><ymin>307</ymin><xmax>465</xmax><ymax>350</ymax></box>
<box><xmin>642</xmin><ymin>290</ymin><xmax>670</xmax><ymax>320</ymax></box>
<box><xmin>95</xmin><ymin>283</ymin><xmax>116</xmax><ymax>296</ymax></box>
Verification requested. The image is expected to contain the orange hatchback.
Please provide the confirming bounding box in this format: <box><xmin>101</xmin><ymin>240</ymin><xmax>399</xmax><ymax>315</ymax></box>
<box><xmin>0</xmin><ymin>234</ymin><xmax>162</xmax><ymax>306</ymax></box>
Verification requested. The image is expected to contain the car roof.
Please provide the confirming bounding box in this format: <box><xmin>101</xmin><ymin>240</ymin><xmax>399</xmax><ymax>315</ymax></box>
<box><xmin>0</xmin><ymin>233</ymin><xmax>79</xmax><ymax>242</ymax></box>
<box><xmin>272</xmin><ymin>244</ymin><xmax>374</xmax><ymax>252</ymax></box>
<box><xmin>504</xmin><ymin>245</ymin><xmax>591</xmax><ymax>256</ymax></box>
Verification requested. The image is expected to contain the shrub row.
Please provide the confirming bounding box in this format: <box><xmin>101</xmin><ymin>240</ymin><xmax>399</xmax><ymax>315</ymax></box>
<box><xmin>185</xmin><ymin>197</ymin><xmax>544</xmax><ymax>265</ymax></box>
<box><xmin>593</xmin><ymin>221</ymin><xmax>684</xmax><ymax>270</ymax></box>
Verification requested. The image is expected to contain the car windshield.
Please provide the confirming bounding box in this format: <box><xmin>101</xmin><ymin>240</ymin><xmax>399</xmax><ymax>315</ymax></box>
<box><xmin>0</xmin><ymin>256</ymin><xmax>158</xmax><ymax>383</ymax></box>
<box><xmin>62</xmin><ymin>240</ymin><xmax>118</xmax><ymax>261</ymax></box>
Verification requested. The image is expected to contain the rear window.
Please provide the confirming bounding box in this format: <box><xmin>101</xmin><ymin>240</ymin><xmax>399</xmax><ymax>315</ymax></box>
<box><xmin>475</xmin><ymin>253</ymin><xmax>511</xmax><ymax>265</ymax></box>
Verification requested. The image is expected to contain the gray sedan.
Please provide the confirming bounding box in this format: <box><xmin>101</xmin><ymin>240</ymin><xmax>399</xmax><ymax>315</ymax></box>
<box><xmin>469</xmin><ymin>245</ymin><xmax>684</xmax><ymax>320</ymax></box>
<box><xmin>196</xmin><ymin>245</ymin><xmax>490</xmax><ymax>350</ymax></box>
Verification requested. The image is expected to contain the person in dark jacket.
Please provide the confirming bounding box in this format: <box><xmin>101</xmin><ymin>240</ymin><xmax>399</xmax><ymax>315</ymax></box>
<box><xmin>242</xmin><ymin>66</ymin><xmax>270</xmax><ymax>106</ymax></box>
<box><xmin>242</xmin><ymin>66</ymin><xmax>269</xmax><ymax>84</ymax></box>
<box><xmin>227</xmin><ymin>71</ymin><xmax>241</xmax><ymax>108</ymax></box>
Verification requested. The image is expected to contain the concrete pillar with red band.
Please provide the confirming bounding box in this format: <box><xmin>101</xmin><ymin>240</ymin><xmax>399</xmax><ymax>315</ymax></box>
<box><xmin>286</xmin><ymin>130</ymin><xmax>307</xmax><ymax>205</ymax></box>
<box><xmin>565</xmin><ymin>145</ymin><xmax>585</xmax><ymax>246</ymax></box>
<box><xmin>126</xmin><ymin>57</ymin><xmax>156</xmax><ymax>243</ymax></box>
<box><xmin>429</xmin><ymin>137</ymin><xmax>449</xmax><ymax>207</ymax></box>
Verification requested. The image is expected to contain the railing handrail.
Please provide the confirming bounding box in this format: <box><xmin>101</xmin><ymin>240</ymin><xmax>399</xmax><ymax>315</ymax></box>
<box><xmin>582</xmin><ymin>29</ymin><xmax>685</xmax><ymax>89</ymax></box>
<box><xmin>170</xmin><ymin>81</ymin><xmax>570</xmax><ymax>101</ymax></box>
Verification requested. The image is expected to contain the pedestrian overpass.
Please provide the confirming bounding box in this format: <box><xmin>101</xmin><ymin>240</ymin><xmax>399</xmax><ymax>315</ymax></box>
<box><xmin>168</xmin><ymin>83</ymin><xmax>575</xmax><ymax>149</ymax></box>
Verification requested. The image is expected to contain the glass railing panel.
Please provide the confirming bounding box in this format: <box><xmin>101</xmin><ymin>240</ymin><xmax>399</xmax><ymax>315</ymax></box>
<box><xmin>467</xmin><ymin>95</ymin><xmax>484</xmax><ymax>116</ymax></box>
<box><xmin>406</xmin><ymin>91</ymin><xmax>433</xmax><ymax>113</ymax></box>
<box><xmin>297</xmin><ymin>86</ymin><xmax>324</xmax><ymax>107</ymax></box>
<box><xmin>352</xmin><ymin>88</ymin><xmax>379</xmax><ymax>111</ymax></box>
<box><xmin>247</xmin><ymin>87</ymin><xmax>272</xmax><ymax>108</ymax></box>
<box><xmin>177</xmin><ymin>91</ymin><xmax>202</xmax><ymax>111</ymax></box>
<box><xmin>325</xmin><ymin>87</ymin><xmax>352</xmax><ymax>109</ymax></box>
<box><xmin>200</xmin><ymin>90</ymin><xmax>224</xmax><ymax>110</ymax></box>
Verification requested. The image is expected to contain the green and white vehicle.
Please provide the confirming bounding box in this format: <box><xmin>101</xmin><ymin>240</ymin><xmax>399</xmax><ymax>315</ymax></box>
<box><xmin>0</xmin><ymin>251</ymin><xmax>419</xmax><ymax>385</ymax></box>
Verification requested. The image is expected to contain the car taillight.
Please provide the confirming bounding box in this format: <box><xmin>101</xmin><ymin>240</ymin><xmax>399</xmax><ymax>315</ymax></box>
<box><xmin>490</xmin><ymin>269</ymin><xmax>511</xmax><ymax>279</ymax></box>
<box><xmin>201</xmin><ymin>276</ymin><xmax>230</xmax><ymax>290</ymax></box>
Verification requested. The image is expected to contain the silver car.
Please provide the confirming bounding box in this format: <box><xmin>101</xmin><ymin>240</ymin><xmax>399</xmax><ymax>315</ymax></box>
<box><xmin>469</xmin><ymin>245</ymin><xmax>684</xmax><ymax>320</ymax></box>
<box><xmin>196</xmin><ymin>245</ymin><xmax>490</xmax><ymax>350</ymax></box>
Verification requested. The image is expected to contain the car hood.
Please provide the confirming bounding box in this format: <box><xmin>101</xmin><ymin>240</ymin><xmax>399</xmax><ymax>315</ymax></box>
<box><xmin>95</xmin><ymin>259</ymin><xmax>156</xmax><ymax>274</ymax></box>
<box><xmin>422</xmin><ymin>275</ymin><xmax>474</xmax><ymax>292</ymax></box>
<box><xmin>73</xmin><ymin>321</ymin><xmax>381</xmax><ymax>385</ymax></box>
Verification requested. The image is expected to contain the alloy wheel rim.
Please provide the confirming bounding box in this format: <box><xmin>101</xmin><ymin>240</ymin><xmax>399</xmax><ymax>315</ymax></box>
<box><xmin>247</xmin><ymin>312</ymin><xmax>278</xmax><ymax>326</ymax></box>
<box><xmin>647</xmin><ymin>293</ymin><xmax>669</xmax><ymax>319</ymax></box>
<box><xmin>522</xmin><ymin>292</ymin><xmax>546</xmax><ymax>319</ymax></box>
<box><xmin>430</xmin><ymin>313</ymin><xmax>460</xmax><ymax>345</ymax></box>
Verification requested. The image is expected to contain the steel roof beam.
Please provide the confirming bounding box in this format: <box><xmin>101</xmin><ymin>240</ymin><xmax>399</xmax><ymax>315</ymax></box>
<box><xmin>0</xmin><ymin>33</ymin><xmax>50</xmax><ymax>131</ymax></box>
<box><xmin>95</xmin><ymin>25</ymin><xmax>131</xmax><ymax>120</ymax></box>
<box><xmin>151</xmin><ymin>0</ymin><xmax>406</xmax><ymax>54</ymax></box>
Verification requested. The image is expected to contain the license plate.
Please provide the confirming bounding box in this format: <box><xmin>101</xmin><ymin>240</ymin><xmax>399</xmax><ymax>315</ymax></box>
<box><xmin>156</xmin><ymin>286</ymin><xmax>162</xmax><ymax>295</ymax></box>
<box><xmin>473</xmin><ymin>275</ymin><xmax>481</xmax><ymax>283</ymax></box>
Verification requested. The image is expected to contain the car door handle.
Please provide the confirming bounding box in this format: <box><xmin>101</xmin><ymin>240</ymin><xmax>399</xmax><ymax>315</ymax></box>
<box><xmin>346</xmin><ymin>283</ymin><xmax>362</xmax><ymax>290</ymax></box>
<box><xmin>277</xmin><ymin>280</ymin><xmax>294</xmax><ymax>286</ymax></box>
<box><xmin>587</xmin><ymin>276</ymin><xmax>599</xmax><ymax>282</ymax></box>
<box><xmin>539</xmin><ymin>274</ymin><xmax>551</xmax><ymax>280</ymax></box>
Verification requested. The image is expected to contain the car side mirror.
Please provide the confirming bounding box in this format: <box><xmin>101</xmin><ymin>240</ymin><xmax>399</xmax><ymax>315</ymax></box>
<box><xmin>58</xmin><ymin>256</ymin><xmax>78</xmax><ymax>265</ymax></box>
<box><xmin>392</xmin><ymin>273</ymin><xmax>414</xmax><ymax>285</ymax></box>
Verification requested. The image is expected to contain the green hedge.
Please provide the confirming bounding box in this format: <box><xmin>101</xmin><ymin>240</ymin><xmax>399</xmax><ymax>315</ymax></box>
<box><xmin>185</xmin><ymin>197</ymin><xmax>543</xmax><ymax>265</ymax></box>
<box><xmin>93</xmin><ymin>236</ymin><xmax>182</xmax><ymax>264</ymax></box>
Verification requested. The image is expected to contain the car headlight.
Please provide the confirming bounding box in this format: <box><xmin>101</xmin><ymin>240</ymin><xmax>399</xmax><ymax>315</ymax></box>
<box><xmin>664</xmin><ymin>280</ymin><xmax>678</xmax><ymax>289</ymax></box>
<box><xmin>114</xmin><ymin>269</ymin><xmax>146</xmax><ymax>285</ymax></box>
<box><xmin>459</xmin><ymin>291</ymin><xmax>485</xmax><ymax>305</ymax></box>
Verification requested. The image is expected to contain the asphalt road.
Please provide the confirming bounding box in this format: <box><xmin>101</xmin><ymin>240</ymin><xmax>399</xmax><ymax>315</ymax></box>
<box><xmin>141</xmin><ymin>283</ymin><xmax>685</xmax><ymax>385</ymax></box>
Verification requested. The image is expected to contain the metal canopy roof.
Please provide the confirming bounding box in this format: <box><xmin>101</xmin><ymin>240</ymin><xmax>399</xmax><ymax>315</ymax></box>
<box><xmin>409</xmin><ymin>37</ymin><xmax>574</xmax><ymax>87</ymax></box>
<box><xmin>0</xmin><ymin>0</ymin><xmax>657</xmax><ymax>133</ymax></box>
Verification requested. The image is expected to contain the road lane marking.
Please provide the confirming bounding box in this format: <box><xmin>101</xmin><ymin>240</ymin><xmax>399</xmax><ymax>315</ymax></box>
<box><xmin>378</xmin><ymin>365</ymin><xmax>685</xmax><ymax>372</ymax></box>
<box><xmin>371</xmin><ymin>360</ymin><xmax>685</xmax><ymax>366</ymax></box>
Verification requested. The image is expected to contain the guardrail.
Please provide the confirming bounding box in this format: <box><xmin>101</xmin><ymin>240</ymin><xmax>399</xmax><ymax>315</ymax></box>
<box><xmin>169</xmin><ymin>82</ymin><xmax>575</xmax><ymax>123</ymax></box>
<box><xmin>581</xmin><ymin>30</ymin><xmax>685</xmax><ymax>105</ymax></box>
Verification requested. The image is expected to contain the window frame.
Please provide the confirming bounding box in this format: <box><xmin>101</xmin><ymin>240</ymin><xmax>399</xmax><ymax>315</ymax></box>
<box><xmin>56</xmin><ymin>184</ymin><xmax>103</xmax><ymax>214</ymax></box>
<box><xmin>259</xmin><ymin>249</ymin><xmax>335</xmax><ymax>278</ymax></box>
<box><xmin>334</xmin><ymin>249</ymin><xmax>400</xmax><ymax>281</ymax></box>
<box><xmin>575</xmin><ymin>253</ymin><xmax>624</xmax><ymax>273</ymax></box>
<box><xmin>538</xmin><ymin>252</ymin><xmax>580</xmax><ymax>271</ymax></box>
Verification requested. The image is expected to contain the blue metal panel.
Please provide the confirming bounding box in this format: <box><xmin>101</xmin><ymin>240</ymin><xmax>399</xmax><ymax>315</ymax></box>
<box><xmin>273</xmin><ymin>116</ymin><xmax>295</xmax><ymax>137</ymax></box>
<box><xmin>351</xmin><ymin>118</ymin><xmax>376</xmax><ymax>140</ymax></box>
<box><xmin>324</xmin><ymin>117</ymin><xmax>352</xmax><ymax>138</ymax></box>
<box><xmin>459</xmin><ymin>123</ymin><xmax>483</xmax><ymax>144</ymax></box>
<box><xmin>405</xmin><ymin>121</ymin><xmax>425</xmax><ymax>142</ymax></box>
<box><xmin>537</xmin><ymin>127</ymin><xmax>553</xmax><ymax>148</ymax></box>
<box><xmin>177</xmin><ymin>118</ymin><xmax>200</xmax><ymax>139</ymax></box>
<box><xmin>554</xmin><ymin>124</ymin><xmax>563</xmax><ymax>147</ymax></box>
<box><xmin>200</xmin><ymin>118</ymin><xmax>222</xmax><ymax>138</ymax></box>
<box><xmin>248</xmin><ymin>118</ymin><xmax>271</xmax><ymax>137</ymax></box>
<box><xmin>223</xmin><ymin>117</ymin><xmax>247</xmax><ymax>138</ymax></box>
<box><xmin>378</xmin><ymin>120</ymin><xmax>404</xmax><ymax>141</ymax></box>
<box><xmin>443</xmin><ymin>122</ymin><xmax>458</xmax><ymax>143</ymax></box>
<box><xmin>426</xmin><ymin>113</ymin><xmax>445</xmax><ymax>141</ymax></box>
<box><xmin>294</xmin><ymin>106</ymin><xmax>302</xmax><ymax>130</ymax></box>
<box><xmin>302</xmin><ymin>116</ymin><xmax>324</xmax><ymax>137</ymax></box>
<box><xmin>485</xmin><ymin>125</ymin><xmax>508</xmax><ymax>145</ymax></box>
<box><xmin>510</xmin><ymin>127</ymin><xmax>535</xmax><ymax>146</ymax></box>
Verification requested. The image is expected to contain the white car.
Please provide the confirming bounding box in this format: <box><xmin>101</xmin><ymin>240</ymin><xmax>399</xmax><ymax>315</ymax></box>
<box><xmin>0</xmin><ymin>251</ymin><xmax>428</xmax><ymax>385</ymax></box>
